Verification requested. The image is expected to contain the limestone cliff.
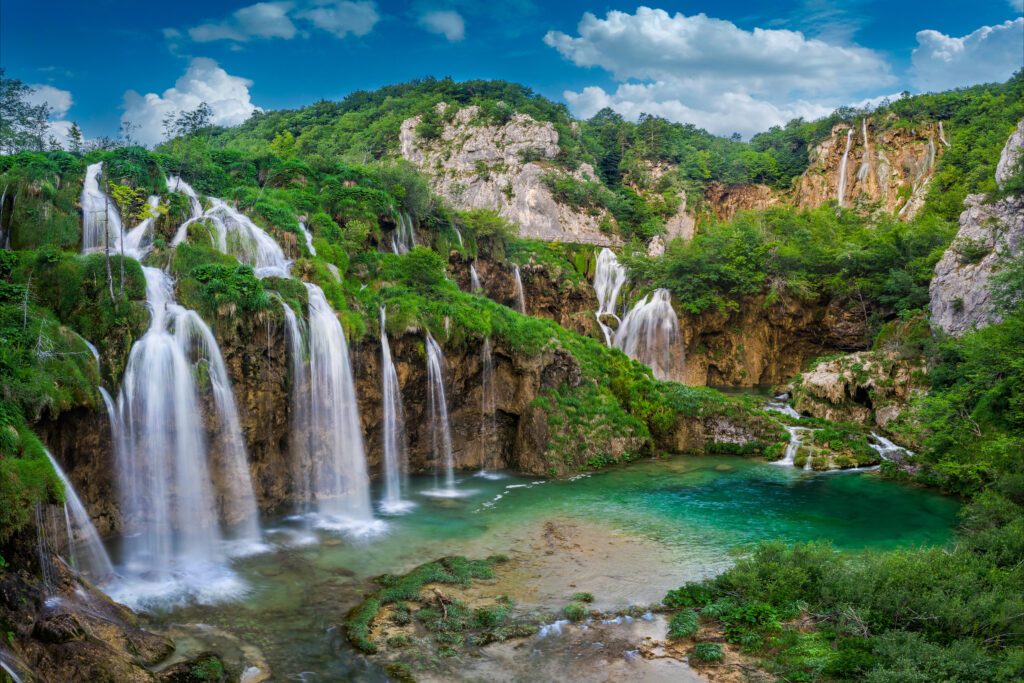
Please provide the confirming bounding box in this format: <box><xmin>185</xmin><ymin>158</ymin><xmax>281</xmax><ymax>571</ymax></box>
<box><xmin>702</xmin><ymin>182</ymin><xmax>782</xmax><ymax>222</ymax></box>
<box><xmin>795</xmin><ymin>118</ymin><xmax>945</xmax><ymax>219</ymax></box>
<box><xmin>400</xmin><ymin>104</ymin><xmax>618</xmax><ymax>245</ymax></box>
<box><xmin>930</xmin><ymin>119</ymin><xmax>1024</xmax><ymax>336</ymax></box>
<box><xmin>791</xmin><ymin>350</ymin><xmax>927</xmax><ymax>429</ymax></box>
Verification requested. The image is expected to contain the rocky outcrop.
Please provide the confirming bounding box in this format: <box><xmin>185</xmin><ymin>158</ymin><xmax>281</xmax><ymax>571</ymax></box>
<box><xmin>678</xmin><ymin>294</ymin><xmax>867</xmax><ymax>387</ymax></box>
<box><xmin>791</xmin><ymin>351</ymin><xmax>927</xmax><ymax>429</ymax></box>
<box><xmin>703</xmin><ymin>182</ymin><xmax>781</xmax><ymax>222</ymax></box>
<box><xmin>400</xmin><ymin>104</ymin><xmax>618</xmax><ymax>245</ymax></box>
<box><xmin>795</xmin><ymin>118</ymin><xmax>944</xmax><ymax>219</ymax></box>
<box><xmin>0</xmin><ymin>531</ymin><xmax>175</xmax><ymax>682</ymax></box>
<box><xmin>930</xmin><ymin>120</ymin><xmax>1024</xmax><ymax>336</ymax></box>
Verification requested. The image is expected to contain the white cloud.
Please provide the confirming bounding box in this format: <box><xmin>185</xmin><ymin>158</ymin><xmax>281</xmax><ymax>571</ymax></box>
<box><xmin>298</xmin><ymin>0</ymin><xmax>379</xmax><ymax>38</ymax></box>
<box><xmin>121</xmin><ymin>58</ymin><xmax>260</xmax><ymax>147</ymax></box>
<box><xmin>418</xmin><ymin>10</ymin><xmax>465</xmax><ymax>41</ymax></box>
<box><xmin>190</xmin><ymin>2</ymin><xmax>297</xmax><ymax>42</ymax></box>
<box><xmin>25</xmin><ymin>84</ymin><xmax>73</xmax><ymax>118</ymax></box>
<box><xmin>910</xmin><ymin>19</ymin><xmax>1024</xmax><ymax>92</ymax></box>
<box><xmin>544</xmin><ymin>7</ymin><xmax>896</xmax><ymax>136</ymax></box>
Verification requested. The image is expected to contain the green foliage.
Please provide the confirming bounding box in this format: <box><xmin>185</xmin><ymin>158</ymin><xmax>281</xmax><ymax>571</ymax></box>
<box><xmin>563</xmin><ymin>602</ymin><xmax>588</xmax><ymax>622</ymax></box>
<box><xmin>668</xmin><ymin>610</ymin><xmax>699</xmax><ymax>639</ymax></box>
<box><xmin>690</xmin><ymin>642</ymin><xmax>724</xmax><ymax>663</ymax></box>
<box><xmin>570</xmin><ymin>592</ymin><xmax>594</xmax><ymax>603</ymax></box>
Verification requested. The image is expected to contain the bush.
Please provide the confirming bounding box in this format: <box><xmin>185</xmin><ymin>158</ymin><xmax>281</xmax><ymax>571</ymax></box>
<box><xmin>563</xmin><ymin>602</ymin><xmax>588</xmax><ymax>622</ymax></box>
<box><xmin>690</xmin><ymin>642</ymin><xmax>724</xmax><ymax>663</ymax></box>
<box><xmin>668</xmin><ymin>610</ymin><xmax>699</xmax><ymax>639</ymax></box>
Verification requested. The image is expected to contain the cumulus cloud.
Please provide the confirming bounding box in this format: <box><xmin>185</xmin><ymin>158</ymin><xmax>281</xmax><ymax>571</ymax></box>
<box><xmin>544</xmin><ymin>7</ymin><xmax>896</xmax><ymax>137</ymax></box>
<box><xmin>910</xmin><ymin>19</ymin><xmax>1024</xmax><ymax>92</ymax></box>
<box><xmin>296</xmin><ymin>0</ymin><xmax>380</xmax><ymax>38</ymax></box>
<box><xmin>418</xmin><ymin>10</ymin><xmax>465</xmax><ymax>41</ymax></box>
<box><xmin>25</xmin><ymin>84</ymin><xmax>73</xmax><ymax>118</ymax></box>
<box><xmin>121</xmin><ymin>58</ymin><xmax>260</xmax><ymax>147</ymax></box>
<box><xmin>184</xmin><ymin>1</ymin><xmax>378</xmax><ymax>43</ymax></box>
<box><xmin>190</xmin><ymin>2</ymin><xmax>297</xmax><ymax>42</ymax></box>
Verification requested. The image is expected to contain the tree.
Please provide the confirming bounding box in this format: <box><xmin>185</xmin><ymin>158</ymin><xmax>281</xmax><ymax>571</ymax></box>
<box><xmin>0</xmin><ymin>68</ymin><xmax>51</xmax><ymax>153</ymax></box>
<box><xmin>270</xmin><ymin>130</ymin><xmax>297</xmax><ymax>158</ymax></box>
<box><xmin>67</xmin><ymin>122</ymin><xmax>84</xmax><ymax>154</ymax></box>
<box><xmin>162</xmin><ymin>102</ymin><xmax>213</xmax><ymax>141</ymax></box>
<box><xmin>109</xmin><ymin>182</ymin><xmax>167</xmax><ymax>296</ymax></box>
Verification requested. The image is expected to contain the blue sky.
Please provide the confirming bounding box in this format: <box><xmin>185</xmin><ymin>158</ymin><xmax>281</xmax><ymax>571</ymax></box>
<box><xmin>3</xmin><ymin>1</ymin><xmax>1022</xmax><ymax>144</ymax></box>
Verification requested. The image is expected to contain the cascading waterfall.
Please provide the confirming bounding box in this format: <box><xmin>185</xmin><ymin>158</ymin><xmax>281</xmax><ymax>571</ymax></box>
<box><xmin>304</xmin><ymin>283</ymin><xmax>379</xmax><ymax>531</ymax></box>
<box><xmin>110</xmin><ymin>266</ymin><xmax>256</xmax><ymax>606</ymax></box>
<box><xmin>614</xmin><ymin>289</ymin><xmax>681</xmax><ymax>381</ymax></box>
<box><xmin>281</xmin><ymin>303</ymin><xmax>313</xmax><ymax>510</ymax></box>
<box><xmin>869</xmin><ymin>433</ymin><xmax>912</xmax><ymax>461</ymax></box>
<box><xmin>470</xmin><ymin>264</ymin><xmax>483</xmax><ymax>293</ymax></box>
<box><xmin>379</xmin><ymin>307</ymin><xmax>413</xmax><ymax>513</ymax></box>
<box><xmin>765</xmin><ymin>394</ymin><xmax>801</xmax><ymax>419</ymax></box>
<box><xmin>477</xmin><ymin>336</ymin><xmax>501</xmax><ymax>477</ymax></box>
<box><xmin>423</xmin><ymin>333</ymin><xmax>460</xmax><ymax>496</ymax></box>
<box><xmin>42</xmin><ymin>449</ymin><xmax>114</xmax><ymax>582</ymax></box>
<box><xmin>938</xmin><ymin>121</ymin><xmax>950</xmax><ymax>148</ymax></box>
<box><xmin>81</xmin><ymin>162</ymin><xmax>124</xmax><ymax>253</ymax></box>
<box><xmin>593</xmin><ymin>248</ymin><xmax>628</xmax><ymax>346</ymax></box>
<box><xmin>856</xmin><ymin>119</ymin><xmax>871</xmax><ymax>182</ymax></box>
<box><xmin>299</xmin><ymin>221</ymin><xmax>317</xmax><ymax>256</ymax></box>
<box><xmin>775</xmin><ymin>427</ymin><xmax>810</xmax><ymax>467</ymax></box>
<box><xmin>391</xmin><ymin>212</ymin><xmax>416</xmax><ymax>254</ymax></box>
<box><xmin>836</xmin><ymin>128</ymin><xmax>854</xmax><ymax>207</ymax></box>
<box><xmin>513</xmin><ymin>265</ymin><xmax>526</xmax><ymax>314</ymax></box>
<box><xmin>451</xmin><ymin>220</ymin><xmax>464</xmax><ymax>247</ymax></box>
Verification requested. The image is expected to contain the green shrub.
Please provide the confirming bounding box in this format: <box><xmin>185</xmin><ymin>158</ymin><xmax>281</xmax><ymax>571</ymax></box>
<box><xmin>563</xmin><ymin>602</ymin><xmax>588</xmax><ymax>622</ymax></box>
<box><xmin>690</xmin><ymin>642</ymin><xmax>724</xmax><ymax>663</ymax></box>
<box><xmin>668</xmin><ymin>611</ymin><xmax>700</xmax><ymax>639</ymax></box>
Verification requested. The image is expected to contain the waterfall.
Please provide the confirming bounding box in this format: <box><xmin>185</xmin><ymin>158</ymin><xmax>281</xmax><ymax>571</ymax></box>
<box><xmin>470</xmin><ymin>264</ymin><xmax>483</xmax><ymax>293</ymax></box>
<box><xmin>299</xmin><ymin>221</ymin><xmax>317</xmax><ymax>256</ymax></box>
<box><xmin>423</xmin><ymin>333</ymin><xmax>459</xmax><ymax>496</ymax></box>
<box><xmin>856</xmin><ymin>119</ymin><xmax>871</xmax><ymax>182</ymax></box>
<box><xmin>167</xmin><ymin>175</ymin><xmax>203</xmax><ymax>219</ymax></box>
<box><xmin>836</xmin><ymin>128</ymin><xmax>854</xmax><ymax>208</ymax></box>
<box><xmin>379</xmin><ymin>307</ymin><xmax>412</xmax><ymax>513</ymax></box>
<box><xmin>81</xmin><ymin>162</ymin><xmax>124</xmax><ymax>254</ymax></box>
<box><xmin>513</xmin><ymin>265</ymin><xmax>526</xmax><ymax>314</ymax></box>
<box><xmin>775</xmin><ymin>427</ymin><xmax>810</xmax><ymax>467</ymax></box>
<box><xmin>938</xmin><ymin>121</ymin><xmax>950</xmax><ymax>148</ymax></box>
<box><xmin>304</xmin><ymin>283</ymin><xmax>379</xmax><ymax>532</ymax></box>
<box><xmin>869</xmin><ymin>433</ymin><xmax>912</xmax><ymax>461</ymax></box>
<box><xmin>281</xmin><ymin>303</ymin><xmax>313</xmax><ymax>509</ymax></box>
<box><xmin>451</xmin><ymin>220</ymin><xmax>464</xmax><ymax>247</ymax></box>
<box><xmin>110</xmin><ymin>266</ymin><xmax>256</xmax><ymax>606</ymax></box>
<box><xmin>614</xmin><ymin>289</ymin><xmax>680</xmax><ymax>381</ymax></box>
<box><xmin>392</xmin><ymin>212</ymin><xmax>416</xmax><ymax>255</ymax></box>
<box><xmin>477</xmin><ymin>336</ymin><xmax>501</xmax><ymax>477</ymax></box>
<box><xmin>42</xmin><ymin>449</ymin><xmax>114</xmax><ymax>582</ymax></box>
<box><xmin>593</xmin><ymin>248</ymin><xmax>628</xmax><ymax>346</ymax></box>
<box><xmin>0</xmin><ymin>653</ymin><xmax>24</xmax><ymax>683</ymax></box>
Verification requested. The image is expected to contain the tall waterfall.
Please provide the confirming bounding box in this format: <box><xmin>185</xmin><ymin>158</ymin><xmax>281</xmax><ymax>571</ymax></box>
<box><xmin>614</xmin><ymin>289</ymin><xmax>680</xmax><ymax>381</ymax></box>
<box><xmin>857</xmin><ymin>119</ymin><xmax>871</xmax><ymax>182</ymax></box>
<box><xmin>304</xmin><ymin>283</ymin><xmax>378</xmax><ymax>531</ymax></box>
<box><xmin>513</xmin><ymin>265</ymin><xmax>526</xmax><ymax>314</ymax></box>
<box><xmin>110</xmin><ymin>266</ymin><xmax>257</xmax><ymax>606</ymax></box>
<box><xmin>392</xmin><ymin>212</ymin><xmax>416</xmax><ymax>254</ymax></box>
<box><xmin>478</xmin><ymin>336</ymin><xmax>501</xmax><ymax>475</ymax></box>
<box><xmin>81</xmin><ymin>162</ymin><xmax>124</xmax><ymax>254</ymax></box>
<box><xmin>299</xmin><ymin>221</ymin><xmax>317</xmax><ymax>256</ymax></box>
<box><xmin>423</xmin><ymin>333</ymin><xmax>458</xmax><ymax>496</ymax></box>
<box><xmin>836</xmin><ymin>128</ymin><xmax>855</xmax><ymax>207</ymax></box>
<box><xmin>594</xmin><ymin>248</ymin><xmax>628</xmax><ymax>346</ymax></box>
<box><xmin>379</xmin><ymin>307</ymin><xmax>412</xmax><ymax>513</ymax></box>
<box><xmin>470</xmin><ymin>264</ymin><xmax>483</xmax><ymax>293</ymax></box>
<box><xmin>938</xmin><ymin>121</ymin><xmax>950</xmax><ymax>148</ymax></box>
<box><xmin>281</xmin><ymin>303</ymin><xmax>313</xmax><ymax>510</ymax></box>
<box><xmin>42</xmin><ymin>449</ymin><xmax>114</xmax><ymax>582</ymax></box>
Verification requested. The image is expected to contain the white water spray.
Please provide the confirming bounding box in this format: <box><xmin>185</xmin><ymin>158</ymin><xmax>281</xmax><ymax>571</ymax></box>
<box><xmin>513</xmin><ymin>265</ymin><xmax>526</xmax><ymax>314</ymax></box>
<box><xmin>470</xmin><ymin>264</ymin><xmax>483</xmax><ymax>293</ymax></box>
<box><xmin>42</xmin><ymin>449</ymin><xmax>114</xmax><ymax>582</ymax></box>
<box><xmin>392</xmin><ymin>212</ymin><xmax>416</xmax><ymax>255</ymax></box>
<box><xmin>81</xmin><ymin>163</ymin><xmax>124</xmax><ymax>254</ymax></box>
<box><xmin>379</xmin><ymin>307</ymin><xmax>412</xmax><ymax>513</ymax></box>
<box><xmin>614</xmin><ymin>289</ymin><xmax>680</xmax><ymax>381</ymax></box>
<box><xmin>299</xmin><ymin>221</ymin><xmax>317</xmax><ymax>257</ymax></box>
<box><xmin>836</xmin><ymin>128</ymin><xmax>854</xmax><ymax>208</ymax></box>
<box><xmin>422</xmin><ymin>333</ymin><xmax>459</xmax><ymax>496</ymax></box>
<box><xmin>593</xmin><ymin>248</ymin><xmax>628</xmax><ymax>346</ymax></box>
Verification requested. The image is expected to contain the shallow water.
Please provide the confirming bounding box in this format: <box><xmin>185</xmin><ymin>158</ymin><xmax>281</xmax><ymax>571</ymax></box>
<box><xmin>139</xmin><ymin>456</ymin><xmax>959</xmax><ymax>681</ymax></box>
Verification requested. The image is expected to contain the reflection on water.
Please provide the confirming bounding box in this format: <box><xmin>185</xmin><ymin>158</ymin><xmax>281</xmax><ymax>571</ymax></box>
<box><xmin>142</xmin><ymin>457</ymin><xmax>959</xmax><ymax>681</ymax></box>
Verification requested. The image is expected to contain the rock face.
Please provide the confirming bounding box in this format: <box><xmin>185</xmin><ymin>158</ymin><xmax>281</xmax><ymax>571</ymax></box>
<box><xmin>795</xmin><ymin>119</ymin><xmax>944</xmax><ymax>219</ymax></box>
<box><xmin>678</xmin><ymin>294</ymin><xmax>867</xmax><ymax>387</ymax></box>
<box><xmin>792</xmin><ymin>351</ymin><xmax>927</xmax><ymax>429</ymax></box>
<box><xmin>400</xmin><ymin>105</ymin><xmax>618</xmax><ymax>245</ymax></box>
<box><xmin>703</xmin><ymin>182</ymin><xmax>781</xmax><ymax>222</ymax></box>
<box><xmin>930</xmin><ymin>119</ymin><xmax>1024</xmax><ymax>336</ymax></box>
<box><xmin>0</xmin><ymin>531</ymin><xmax>174</xmax><ymax>682</ymax></box>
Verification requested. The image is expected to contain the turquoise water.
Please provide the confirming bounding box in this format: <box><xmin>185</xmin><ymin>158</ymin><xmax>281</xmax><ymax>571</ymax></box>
<box><xmin>148</xmin><ymin>457</ymin><xmax>959</xmax><ymax>680</ymax></box>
